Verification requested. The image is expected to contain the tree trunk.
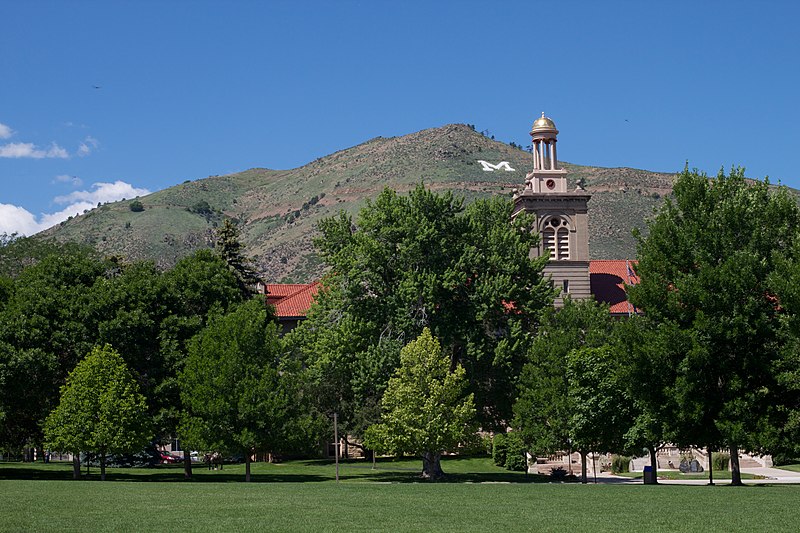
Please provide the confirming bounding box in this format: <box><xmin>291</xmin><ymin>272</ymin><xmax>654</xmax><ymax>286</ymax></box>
<box><xmin>183</xmin><ymin>449</ymin><xmax>192</xmax><ymax>480</ymax></box>
<box><xmin>647</xmin><ymin>446</ymin><xmax>659</xmax><ymax>484</ymax></box>
<box><xmin>245</xmin><ymin>452</ymin><xmax>251</xmax><ymax>482</ymax></box>
<box><xmin>708</xmin><ymin>449</ymin><xmax>714</xmax><ymax>485</ymax></box>
<box><xmin>730</xmin><ymin>443</ymin><xmax>743</xmax><ymax>486</ymax></box>
<box><xmin>580</xmin><ymin>450</ymin><xmax>588</xmax><ymax>484</ymax></box>
<box><xmin>100</xmin><ymin>451</ymin><xmax>106</xmax><ymax>481</ymax></box>
<box><xmin>72</xmin><ymin>454</ymin><xmax>81</xmax><ymax>480</ymax></box>
<box><xmin>421</xmin><ymin>452</ymin><xmax>444</xmax><ymax>480</ymax></box>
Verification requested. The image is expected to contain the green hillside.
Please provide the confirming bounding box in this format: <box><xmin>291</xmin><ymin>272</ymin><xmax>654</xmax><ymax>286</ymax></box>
<box><xmin>40</xmin><ymin>124</ymin><xmax>678</xmax><ymax>282</ymax></box>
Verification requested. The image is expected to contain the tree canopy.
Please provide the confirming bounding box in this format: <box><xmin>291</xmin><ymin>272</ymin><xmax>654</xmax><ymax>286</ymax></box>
<box><xmin>288</xmin><ymin>185</ymin><xmax>554</xmax><ymax>443</ymax></box>
<box><xmin>44</xmin><ymin>345</ymin><xmax>150</xmax><ymax>480</ymax></box>
<box><xmin>628</xmin><ymin>166</ymin><xmax>800</xmax><ymax>484</ymax></box>
<box><xmin>179</xmin><ymin>298</ymin><xmax>317</xmax><ymax>481</ymax></box>
<box><xmin>363</xmin><ymin>328</ymin><xmax>475</xmax><ymax>479</ymax></box>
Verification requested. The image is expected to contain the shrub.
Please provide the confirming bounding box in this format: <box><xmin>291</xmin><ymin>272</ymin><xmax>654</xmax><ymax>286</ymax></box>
<box><xmin>773</xmin><ymin>454</ymin><xmax>800</xmax><ymax>466</ymax></box>
<box><xmin>129</xmin><ymin>200</ymin><xmax>144</xmax><ymax>212</ymax></box>
<box><xmin>611</xmin><ymin>455</ymin><xmax>631</xmax><ymax>474</ymax></box>
<box><xmin>550</xmin><ymin>466</ymin><xmax>567</xmax><ymax>481</ymax></box>
<box><xmin>712</xmin><ymin>452</ymin><xmax>730</xmax><ymax>471</ymax></box>
<box><xmin>189</xmin><ymin>200</ymin><xmax>213</xmax><ymax>216</ymax></box>
<box><xmin>459</xmin><ymin>433</ymin><xmax>492</xmax><ymax>457</ymax></box>
<box><xmin>492</xmin><ymin>433</ymin><xmax>507</xmax><ymax>467</ymax></box>
<box><xmin>504</xmin><ymin>433</ymin><xmax>528</xmax><ymax>472</ymax></box>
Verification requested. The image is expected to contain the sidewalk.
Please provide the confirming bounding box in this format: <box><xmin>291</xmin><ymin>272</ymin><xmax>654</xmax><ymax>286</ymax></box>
<box><xmin>582</xmin><ymin>467</ymin><xmax>800</xmax><ymax>485</ymax></box>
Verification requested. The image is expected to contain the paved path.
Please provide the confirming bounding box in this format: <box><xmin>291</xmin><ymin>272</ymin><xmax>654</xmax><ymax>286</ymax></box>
<box><xmin>577</xmin><ymin>466</ymin><xmax>800</xmax><ymax>485</ymax></box>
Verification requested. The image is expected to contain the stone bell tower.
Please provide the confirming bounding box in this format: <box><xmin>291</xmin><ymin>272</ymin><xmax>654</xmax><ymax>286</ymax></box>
<box><xmin>513</xmin><ymin>113</ymin><xmax>591</xmax><ymax>304</ymax></box>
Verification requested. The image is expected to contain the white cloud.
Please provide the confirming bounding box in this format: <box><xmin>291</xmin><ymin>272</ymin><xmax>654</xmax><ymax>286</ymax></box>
<box><xmin>0</xmin><ymin>142</ymin><xmax>69</xmax><ymax>159</ymax></box>
<box><xmin>77</xmin><ymin>136</ymin><xmax>99</xmax><ymax>157</ymax></box>
<box><xmin>54</xmin><ymin>174</ymin><xmax>83</xmax><ymax>187</ymax></box>
<box><xmin>0</xmin><ymin>123</ymin><xmax>13</xmax><ymax>139</ymax></box>
<box><xmin>0</xmin><ymin>204</ymin><xmax>40</xmax><ymax>236</ymax></box>
<box><xmin>37</xmin><ymin>202</ymin><xmax>97</xmax><ymax>231</ymax></box>
<box><xmin>0</xmin><ymin>180</ymin><xmax>151</xmax><ymax>236</ymax></box>
<box><xmin>55</xmin><ymin>181</ymin><xmax>150</xmax><ymax>205</ymax></box>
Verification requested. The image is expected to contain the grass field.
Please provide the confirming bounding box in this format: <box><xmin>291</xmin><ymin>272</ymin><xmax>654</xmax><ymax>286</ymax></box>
<box><xmin>776</xmin><ymin>463</ymin><xmax>800</xmax><ymax>473</ymax></box>
<box><xmin>617</xmin><ymin>470</ymin><xmax>757</xmax><ymax>480</ymax></box>
<box><xmin>2</xmin><ymin>457</ymin><xmax>799</xmax><ymax>532</ymax></box>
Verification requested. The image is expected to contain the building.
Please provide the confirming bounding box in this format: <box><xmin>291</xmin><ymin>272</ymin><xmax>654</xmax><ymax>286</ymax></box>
<box><xmin>267</xmin><ymin>113</ymin><xmax>639</xmax><ymax>326</ymax></box>
<box><xmin>512</xmin><ymin>113</ymin><xmax>592</xmax><ymax>305</ymax></box>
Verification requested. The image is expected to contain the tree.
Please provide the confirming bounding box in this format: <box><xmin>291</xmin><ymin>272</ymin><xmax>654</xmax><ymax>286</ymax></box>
<box><xmin>512</xmin><ymin>298</ymin><xmax>616</xmax><ymax>482</ymax></box>
<box><xmin>615</xmin><ymin>317</ymin><xmax>688</xmax><ymax>483</ymax></box>
<box><xmin>291</xmin><ymin>186</ymin><xmax>553</xmax><ymax>444</ymax></box>
<box><xmin>364</xmin><ymin>328</ymin><xmax>476</xmax><ymax>479</ymax></box>
<box><xmin>215</xmin><ymin>219</ymin><xmax>261</xmax><ymax>298</ymax></box>
<box><xmin>44</xmin><ymin>345</ymin><xmax>151</xmax><ymax>480</ymax></box>
<box><xmin>159</xmin><ymin>249</ymin><xmax>244</xmax><ymax>477</ymax></box>
<box><xmin>0</xmin><ymin>246</ymin><xmax>109</xmax><ymax>455</ymax></box>
<box><xmin>179</xmin><ymin>299</ymin><xmax>314</xmax><ymax>481</ymax></box>
<box><xmin>567</xmin><ymin>345</ymin><xmax>631</xmax><ymax>482</ymax></box>
<box><xmin>765</xmin><ymin>238</ymin><xmax>800</xmax><ymax>460</ymax></box>
<box><xmin>628</xmin><ymin>166</ymin><xmax>800</xmax><ymax>485</ymax></box>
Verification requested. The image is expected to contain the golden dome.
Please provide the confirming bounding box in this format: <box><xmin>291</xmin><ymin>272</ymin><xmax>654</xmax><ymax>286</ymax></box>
<box><xmin>531</xmin><ymin>112</ymin><xmax>557</xmax><ymax>132</ymax></box>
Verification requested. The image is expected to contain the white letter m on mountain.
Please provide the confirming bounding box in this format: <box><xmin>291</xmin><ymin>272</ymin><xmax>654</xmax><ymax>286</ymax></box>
<box><xmin>477</xmin><ymin>160</ymin><xmax>515</xmax><ymax>172</ymax></box>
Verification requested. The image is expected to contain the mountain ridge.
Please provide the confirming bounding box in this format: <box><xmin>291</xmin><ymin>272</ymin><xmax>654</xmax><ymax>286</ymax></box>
<box><xmin>40</xmin><ymin>123</ymin><xmax>681</xmax><ymax>282</ymax></box>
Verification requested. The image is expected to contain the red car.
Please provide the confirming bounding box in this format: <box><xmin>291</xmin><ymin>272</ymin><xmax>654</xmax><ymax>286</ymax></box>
<box><xmin>159</xmin><ymin>451</ymin><xmax>182</xmax><ymax>464</ymax></box>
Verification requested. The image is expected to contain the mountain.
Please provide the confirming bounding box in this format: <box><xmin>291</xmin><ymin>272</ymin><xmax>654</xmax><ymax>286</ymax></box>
<box><xmin>40</xmin><ymin>124</ymin><xmax>678</xmax><ymax>282</ymax></box>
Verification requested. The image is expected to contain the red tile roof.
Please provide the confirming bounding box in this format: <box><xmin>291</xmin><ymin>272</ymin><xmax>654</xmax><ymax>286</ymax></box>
<box><xmin>268</xmin><ymin>282</ymin><xmax>321</xmax><ymax>318</ymax></box>
<box><xmin>590</xmin><ymin>260</ymin><xmax>639</xmax><ymax>315</ymax></box>
<box><xmin>265</xmin><ymin>261</ymin><xmax>639</xmax><ymax>320</ymax></box>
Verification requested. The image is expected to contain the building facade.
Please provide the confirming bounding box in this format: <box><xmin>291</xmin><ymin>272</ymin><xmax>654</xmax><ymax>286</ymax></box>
<box><xmin>512</xmin><ymin>113</ymin><xmax>591</xmax><ymax>305</ymax></box>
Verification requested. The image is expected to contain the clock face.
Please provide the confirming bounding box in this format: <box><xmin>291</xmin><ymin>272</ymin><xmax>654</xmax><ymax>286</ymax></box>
<box><xmin>546</xmin><ymin>179</ymin><xmax>556</xmax><ymax>190</ymax></box>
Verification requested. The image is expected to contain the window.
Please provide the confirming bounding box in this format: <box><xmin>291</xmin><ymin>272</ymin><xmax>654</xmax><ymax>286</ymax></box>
<box><xmin>557</xmin><ymin>228</ymin><xmax>570</xmax><ymax>259</ymax></box>
<box><xmin>563</xmin><ymin>279</ymin><xmax>569</xmax><ymax>294</ymax></box>
<box><xmin>543</xmin><ymin>217</ymin><xmax>570</xmax><ymax>260</ymax></box>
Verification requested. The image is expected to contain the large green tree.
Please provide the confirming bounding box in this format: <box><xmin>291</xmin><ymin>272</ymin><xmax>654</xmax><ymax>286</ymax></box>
<box><xmin>628</xmin><ymin>166</ymin><xmax>800</xmax><ymax>485</ymax></box>
<box><xmin>567</xmin><ymin>345</ymin><xmax>631</xmax><ymax>482</ymax></box>
<box><xmin>179</xmin><ymin>299</ymin><xmax>315</xmax><ymax>481</ymax></box>
<box><xmin>0</xmin><ymin>246</ymin><xmax>109</xmax><ymax>453</ymax></box>
<box><xmin>616</xmin><ymin>317</ymin><xmax>690</xmax><ymax>482</ymax></box>
<box><xmin>512</xmin><ymin>298</ymin><xmax>616</xmax><ymax>482</ymax></box>
<box><xmin>765</xmin><ymin>238</ymin><xmax>800</xmax><ymax>460</ymax></box>
<box><xmin>44</xmin><ymin>345</ymin><xmax>151</xmax><ymax>480</ymax></box>
<box><xmin>215</xmin><ymin>219</ymin><xmax>261</xmax><ymax>297</ymax></box>
<box><xmin>364</xmin><ymin>328</ymin><xmax>476</xmax><ymax>479</ymax></box>
<box><xmin>289</xmin><ymin>185</ymin><xmax>554</xmax><ymax>444</ymax></box>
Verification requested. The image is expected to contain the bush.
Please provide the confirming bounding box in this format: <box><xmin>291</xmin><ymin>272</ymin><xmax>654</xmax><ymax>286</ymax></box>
<box><xmin>611</xmin><ymin>455</ymin><xmax>631</xmax><ymax>474</ymax></box>
<box><xmin>129</xmin><ymin>200</ymin><xmax>144</xmax><ymax>212</ymax></box>
<box><xmin>712</xmin><ymin>452</ymin><xmax>730</xmax><ymax>471</ymax></box>
<box><xmin>492</xmin><ymin>433</ymin><xmax>507</xmax><ymax>467</ymax></box>
<box><xmin>504</xmin><ymin>433</ymin><xmax>528</xmax><ymax>472</ymax></box>
<box><xmin>189</xmin><ymin>200</ymin><xmax>213</xmax><ymax>216</ymax></box>
<box><xmin>459</xmin><ymin>433</ymin><xmax>492</xmax><ymax>457</ymax></box>
<box><xmin>773</xmin><ymin>454</ymin><xmax>800</xmax><ymax>466</ymax></box>
<box><xmin>550</xmin><ymin>466</ymin><xmax>567</xmax><ymax>480</ymax></box>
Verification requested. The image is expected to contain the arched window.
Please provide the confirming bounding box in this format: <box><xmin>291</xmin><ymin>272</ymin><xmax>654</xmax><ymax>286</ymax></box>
<box><xmin>543</xmin><ymin>216</ymin><xmax>570</xmax><ymax>260</ymax></box>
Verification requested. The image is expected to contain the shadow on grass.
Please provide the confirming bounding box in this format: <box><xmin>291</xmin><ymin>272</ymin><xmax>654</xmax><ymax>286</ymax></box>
<box><xmin>0</xmin><ymin>456</ymin><xmax>550</xmax><ymax>484</ymax></box>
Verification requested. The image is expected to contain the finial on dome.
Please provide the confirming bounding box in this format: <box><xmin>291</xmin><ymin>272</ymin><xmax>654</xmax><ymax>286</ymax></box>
<box><xmin>531</xmin><ymin>113</ymin><xmax>557</xmax><ymax>134</ymax></box>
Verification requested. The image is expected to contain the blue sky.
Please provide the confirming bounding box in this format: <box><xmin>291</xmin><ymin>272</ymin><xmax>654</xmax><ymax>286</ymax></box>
<box><xmin>2</xmin><ymin>0</ymin><xmax>799</xmax><ymax>235</ymax></box>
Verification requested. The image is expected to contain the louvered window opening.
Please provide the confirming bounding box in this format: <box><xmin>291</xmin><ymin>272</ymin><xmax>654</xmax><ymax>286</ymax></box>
<box><xmin>543</xmin><ymin>218</ymin><xmax>570</xmax><ymax>260</ymax></box>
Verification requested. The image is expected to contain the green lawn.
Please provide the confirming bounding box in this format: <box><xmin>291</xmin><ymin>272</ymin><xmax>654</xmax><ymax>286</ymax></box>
<box><xmin>2</xmin><ymin>458</ymin><xmax>800</xmax><ymax>532</ymax></box>
<box><xmin>617</xmin><ymin>470</ymin><xmax>757</xmax><ymax>481</ymax></box>
<box><xmin>777</xmin><ymin>463</ymin><xmax>800</xmax><ymax>473</ymax></box>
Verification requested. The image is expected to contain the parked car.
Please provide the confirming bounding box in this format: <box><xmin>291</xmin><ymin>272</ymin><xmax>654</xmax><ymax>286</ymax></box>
<box><xmin>159</xmin><ymin>451</ymin><xmax>182</xmax><ymax>464</ymax></box>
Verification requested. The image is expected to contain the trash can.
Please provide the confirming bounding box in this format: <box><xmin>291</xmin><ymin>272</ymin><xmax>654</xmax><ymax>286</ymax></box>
<box><xmin>643</xmin><ymin>465</ymin><xmax>656</xmax><ymax>484</ymax></box>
